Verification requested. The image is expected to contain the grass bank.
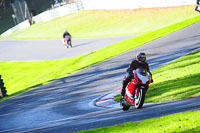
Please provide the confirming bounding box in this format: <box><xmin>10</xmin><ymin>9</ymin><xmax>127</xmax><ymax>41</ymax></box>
<box><xmin>6</xmin><ymin>5</ymin><xmax>199</xmax><ymax>39</ymax></box>
<box><xmin>146</xmin><ymin>50</ymin><xmax>200</xmax><ymax>102</ymax></box>
<box><xmin>1</xmin><ymin>16</ymin><xmax>200</xmax><ymax>98</ymax></box>
<box><xmin>76</xmin><ymin>110</ymin><xmax>200</xmax><ymax>133</ymax></box>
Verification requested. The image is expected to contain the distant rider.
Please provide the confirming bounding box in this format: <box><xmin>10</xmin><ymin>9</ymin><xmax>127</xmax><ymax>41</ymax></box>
<box><xmin>121</xmin><ymin>52</ymin><xmax>153</xmax><ymax>99</ymax></box>
<box><xmin>63</xmin><ymin>30</ymin><xmax>71</xmax><ymax>39</ymax></box>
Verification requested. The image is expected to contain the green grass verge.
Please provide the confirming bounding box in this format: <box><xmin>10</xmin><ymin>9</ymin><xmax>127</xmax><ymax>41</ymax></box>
<box><xmin>146</xmin><ymin>50</ymin><xmax>200</xmax><ymax>102</ymax></box>
<box><xmin>0</xmin><ymin>15</ymin><xmax>200</xmax><ymax>98</ymax></box>
<box><xmin>115</xmin><ymin>49</ymin><xmax>200</xmax><ymax>102</ymax></box>
<box><xmin>76</xmin><ymin>110</ymin><xmax>200</xmax><ymax>133</ymax></box>
<box><xmin>3</xmin><ymin>5</ymin><xmax>199</xmax><ymax>39</ymax></box>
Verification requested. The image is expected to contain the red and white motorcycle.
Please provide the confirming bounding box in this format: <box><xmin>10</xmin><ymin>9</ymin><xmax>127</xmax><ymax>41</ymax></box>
<box><xmin>63</xmin><ymin>35</ymin><xmax>72</xmax><ymax>48</ymax></box>
<box><xmin>120</xmin><ymin>68</ymin><xmax>152</xmax><ymax>111</ymax></box>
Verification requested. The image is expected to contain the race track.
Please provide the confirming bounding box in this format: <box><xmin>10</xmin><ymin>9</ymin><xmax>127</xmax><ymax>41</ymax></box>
<box><xmin>0</xmin><ymin>22</ymin><xmax>200</xmax><ymax>133</ymax></box>
<box><xmin>0</xmin><ymin>35</ymin><xmax>135</xmax><ymax>61</ymax></box>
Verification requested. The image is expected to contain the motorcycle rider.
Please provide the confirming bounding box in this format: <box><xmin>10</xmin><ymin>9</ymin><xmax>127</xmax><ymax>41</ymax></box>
<box><xmin>63</xmin><ymin>29</ymin><xmax>72</xmax><ymax>47</ymax></box>
<box><xmin>63</xmin><ymin>29</ymin><xmax>71</xmax><ymax>39</ymax></box>
<box><xmin>121</xmin><ymin>52</ymin><xmax>153</xmax><ymax>99</ymax></box>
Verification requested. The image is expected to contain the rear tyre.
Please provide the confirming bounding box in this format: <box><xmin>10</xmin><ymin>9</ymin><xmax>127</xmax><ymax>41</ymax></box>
<box><xmin>120</xmin><ymin>98</ymin><xmax>130</xmax><ymax>111</ymax></box>
<box><xmin>135</xmin><ymin>88</ymin><xmax>145</xmax><ymax>109</ymax></box>
<box><xmin>122</xmin><ymin>105</ymin><xmax>130</xmax><ymax>111</ymax></box>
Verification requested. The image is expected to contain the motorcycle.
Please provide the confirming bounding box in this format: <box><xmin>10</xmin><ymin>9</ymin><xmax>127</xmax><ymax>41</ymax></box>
<box><xmin>120</xmin><ymin>68</ymin><xmax>152</xmax><ymax>111</ymax></box>
<box><xmin>63</xmin><ymin>35</ymin><xmax>72</xmax><ymax>48</ymax></box>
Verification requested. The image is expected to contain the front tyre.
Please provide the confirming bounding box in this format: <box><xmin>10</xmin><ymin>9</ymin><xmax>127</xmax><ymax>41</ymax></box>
<box><xmin>135</xmin><ymin>88</ymin><xmax>145</xmax><ymax>109</ymax></box>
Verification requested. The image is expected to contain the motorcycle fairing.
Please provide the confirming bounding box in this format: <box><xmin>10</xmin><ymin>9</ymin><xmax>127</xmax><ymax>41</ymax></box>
<box><xmin>136</xmin><ymin>71</ymin><xmax>150</xmax><ymax>84</ymax></box>
<box><xmin>122</xmin><ymin>68</ymin><xmax>151</xmax><ymax>110</ymax></box>
<box><xmin>125</xmin><ymin>88</ymin><xmax>134</xmax><ymax>105</ymax></box>
<box><xmin>64</xmin><ymin>35</ymin><xmax>71</xmax><ymax>42</ymax></box>
<box><xmin>125</xmin><ymin>79</ymin><xmax>138</xmax><ymax>105</ymax></box>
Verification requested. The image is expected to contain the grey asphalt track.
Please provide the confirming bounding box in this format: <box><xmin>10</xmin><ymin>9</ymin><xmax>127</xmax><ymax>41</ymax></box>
<box><xmin>0</xmin><ymin>22</ymin><xmax>200</xmax><ymax>133</ymax></box>
<box><xmin>0</xmin><ymin>35</ymin><xmax>135</xmax><ymax>61</ymax></box>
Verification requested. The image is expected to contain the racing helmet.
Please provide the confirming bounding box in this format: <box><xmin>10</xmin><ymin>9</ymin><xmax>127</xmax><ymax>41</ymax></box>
<box><xmin>136</xmin><ymin>52</ymin><xmax>146</xmax><ymax>63</ymax></box>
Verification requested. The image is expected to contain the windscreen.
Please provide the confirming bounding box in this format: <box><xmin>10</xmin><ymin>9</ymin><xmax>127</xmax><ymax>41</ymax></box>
<box><xmin>136</xmin><ymin>68</ymin><xmax>147</xmax><ymax>76</ymax></box>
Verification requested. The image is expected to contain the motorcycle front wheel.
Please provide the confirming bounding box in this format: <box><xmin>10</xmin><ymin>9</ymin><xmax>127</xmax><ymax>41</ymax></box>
<box><xmin>135</xmin><ymin>88</ymin><xmax>145</xmax><ymax>109</ymax></box>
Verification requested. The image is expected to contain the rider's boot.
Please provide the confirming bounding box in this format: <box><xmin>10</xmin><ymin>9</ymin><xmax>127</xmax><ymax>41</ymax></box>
<box><xmin>121</xmin><ymin>92</ymin><xmax>124</xmax><ymax>99</ymax></box>
<box><xmin>121</xmin><ymin>79</ymin><xmax>128</xmax><ymax>98</ymax></box>
<box><xmin>120</xmin><ymin>93</ymin><xmax>125</xmax><ymax>107</ymax></box>
<box><xmin>120</xmin><ymin>86</ymin><xmax>126</xmax><ymax>106</ymax></box>
<box><xmin>121</xmin><ymin>85</ymin><xmax>126</xmax><ymax>99</ymax></box>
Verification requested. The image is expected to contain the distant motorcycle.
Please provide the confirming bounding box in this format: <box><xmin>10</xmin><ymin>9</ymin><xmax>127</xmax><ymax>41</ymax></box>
<box><xmin>63</xmin><ymin>35</ymin><xmax>72</xmax><ymax>48</ymax></box>
<box><xmin>120</xmin><ymin>68</ymin><xmax>152</xmax><ymax>111</ymax></box>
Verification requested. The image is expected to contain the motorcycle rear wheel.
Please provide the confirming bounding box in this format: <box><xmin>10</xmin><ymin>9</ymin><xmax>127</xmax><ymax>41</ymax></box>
<box><xmin>122</xmin><ymin>105</ymin><xmax>130</xmax><ymax>111</ymax></box>
<box><xmin>120</xmin><ymin>98</ymin><xmax>130</xmax><ymax>111</ymax></box>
